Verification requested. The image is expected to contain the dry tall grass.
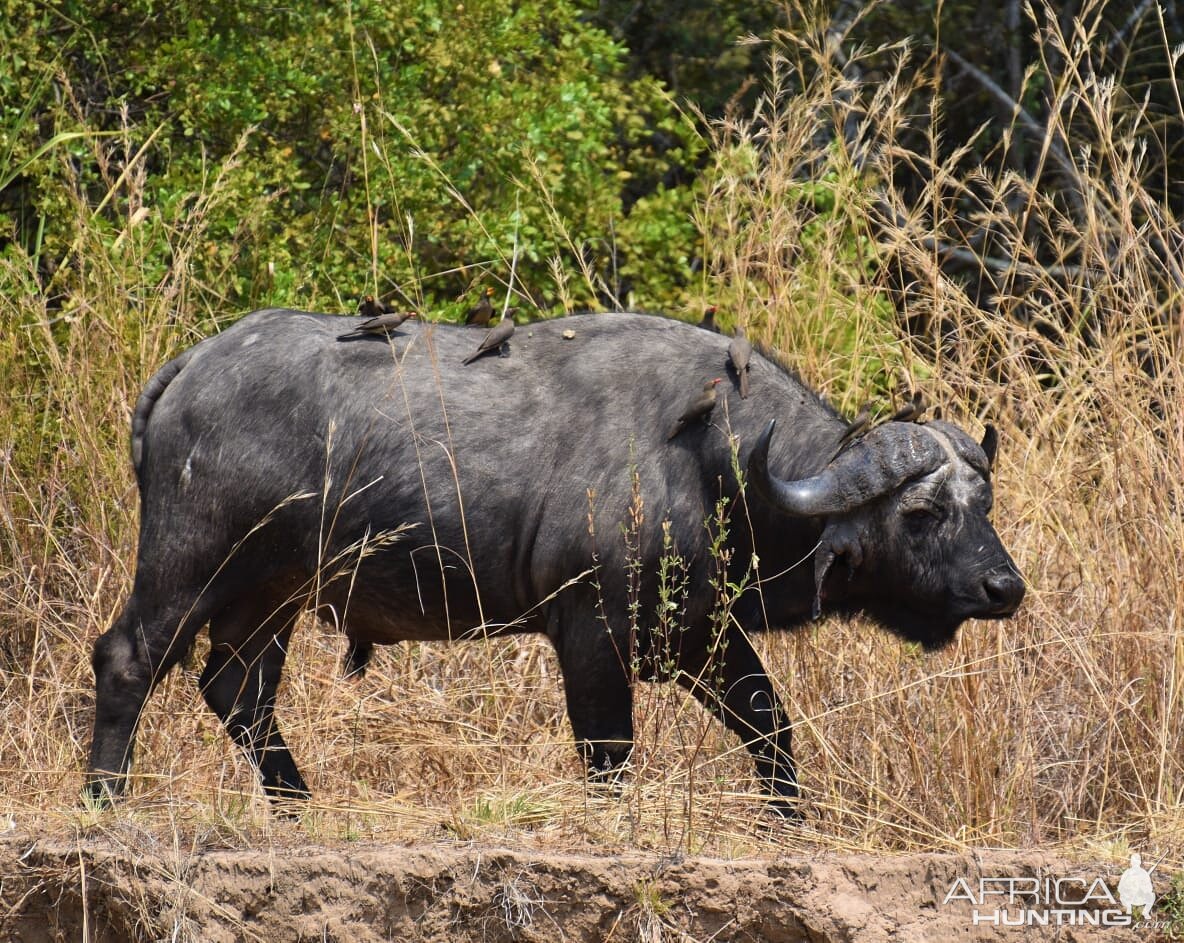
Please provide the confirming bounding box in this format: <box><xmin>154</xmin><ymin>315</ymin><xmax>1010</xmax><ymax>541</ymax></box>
<box><xmin>1</xmin><ymin>1</ymin><xmax>1182</xmax><ymax>882</ymax></box>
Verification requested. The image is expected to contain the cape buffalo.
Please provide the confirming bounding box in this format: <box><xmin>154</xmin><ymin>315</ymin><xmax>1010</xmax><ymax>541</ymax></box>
<box><xmin>87</xmin><ymin>310</ymin><xmax>1024</xmax><ymax>815</ymax></box>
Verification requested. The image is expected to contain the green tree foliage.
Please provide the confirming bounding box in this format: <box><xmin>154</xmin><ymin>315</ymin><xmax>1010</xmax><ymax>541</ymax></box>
<box><xmin>0</xmin><ymin>0</ymin><xmax>703</xmax><ymax>314</ymax></box>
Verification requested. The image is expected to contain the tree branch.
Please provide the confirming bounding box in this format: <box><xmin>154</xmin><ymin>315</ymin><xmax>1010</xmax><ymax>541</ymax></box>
<box><xmin>1106</xmin><ymin>0</ymin><xmax>1157</xmax><ymax>56</ymax></box>
<box><xmin>942</xmin><ymin>45</ymin><xmax>1087</xmax><ymax>221</ymax></box>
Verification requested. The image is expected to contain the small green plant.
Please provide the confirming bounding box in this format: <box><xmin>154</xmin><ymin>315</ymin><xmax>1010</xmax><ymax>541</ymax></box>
<box><xmin>1158</xmin><ymin>871</ymin><xmax>1184</xmax><ymax>938</ymax></box>
<box><xmin>465</xmin><ymin>793</ymin><xmax>555</xmax><ymax>830</ymax></box>
<box><xmin>630</xmin><ymin>878</ymin><xmax>681</xmax><ymax>943</ymax></box>
<box><xmin>653</xmin><ymin>520</ymin><xmax>691</xmax><ymax>683</ymax></box>
<box><xmin>633</xmin><ymin>878</ymin><xmax>669</xmax><ymax>915</ymax></box>
<box><xmin>622</xmin><ymin>457</ymin><xmax>646</xmax><ymax>682</ymax></box>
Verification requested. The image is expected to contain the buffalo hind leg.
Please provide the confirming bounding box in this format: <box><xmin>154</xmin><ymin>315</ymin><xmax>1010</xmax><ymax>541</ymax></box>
<box><xmin>87</xmin><ymin>595</ymin><xmax>210</xmax><ymax>803</ymax></box>
<box><xmin>554</xmin><ymin>626</ymin><xmax>635</xmax><ymax>789</ymax></box>
<box><xmin>677</xmin><ymin>626</ymin><xmax>800</xmax><ymax>818</ymax></box>
<box><xmin>199</xmin><ymin>595</ymin><xmax>309</xmax><ymax>805</ymax></box>
<box><xmin>342</xmin><ymin>638</ymin><xmax>373</xmax><ymax>679</ymax></box>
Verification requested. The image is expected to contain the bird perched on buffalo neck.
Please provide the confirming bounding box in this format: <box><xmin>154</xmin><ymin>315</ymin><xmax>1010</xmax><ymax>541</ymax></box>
<box><xmin>698</xmin><ymin>304</ymin><xmax>720</xmax><ymax>332</ymax></box>
<box><xmin>888</xmin><ymin>389</ymin><xmax>926</xmax><ymax>424</ymax></box>
<box><xmin>728</xmin><ymin>325</ymin><xmax>752</xmax><ymax>399</ymax></box>
<box><xmin>337</xmin><ymin>307</ymin><xmax>418</xmax><ymax>340</ymax></box>
<box><xmin>833</xmin><ymin>401</ymin><xmax>873</xmax><ymax>455</ymax></box>
<box><xmin>465</xmin><ymin>286</ymin><xmax>496</xmax><ymax>326</ymax></box>
<box><xmin>462</xmin><ymin>309</ymin><xmax>515</xmax><ymax>364</ymax></box>
<box><xmin>667</xmin><ymin>378</ymin><xmax>722</xmax><ymax>440</ymax></box>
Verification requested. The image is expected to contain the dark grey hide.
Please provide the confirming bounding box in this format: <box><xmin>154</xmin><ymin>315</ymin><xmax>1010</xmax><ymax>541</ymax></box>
<box><xmin>87</xmin><ymin>310</ymin><xmax>1024</xmax><ymax>815</ymax></box>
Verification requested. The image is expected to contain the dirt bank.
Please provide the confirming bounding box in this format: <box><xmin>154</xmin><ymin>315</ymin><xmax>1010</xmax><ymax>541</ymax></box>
<box><xmin>0</xmin><ymin>833</ymin><xmax>1159</xmax><ymax>942</ymax></box>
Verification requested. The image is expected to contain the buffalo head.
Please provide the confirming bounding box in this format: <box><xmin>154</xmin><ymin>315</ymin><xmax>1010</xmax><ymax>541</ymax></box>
<box><xmin>750</xmin><ymin>418</ymin><xmax>1024</xmax><ymax>649</ymax></box>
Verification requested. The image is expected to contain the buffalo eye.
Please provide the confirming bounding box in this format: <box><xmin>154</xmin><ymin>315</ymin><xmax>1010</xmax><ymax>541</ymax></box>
<box><xmin>902</xmin><ymin>503</ymin><xmax>944</xmax><ymax>528</ymax></box>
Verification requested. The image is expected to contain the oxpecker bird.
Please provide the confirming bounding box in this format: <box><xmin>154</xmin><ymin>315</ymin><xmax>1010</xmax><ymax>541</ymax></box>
<box><xmin>465</xmin><ymin>287</ymin><xmax>496</xmax><ymax>326</ymax></box>
<box><xmin>462</xmin><ymin>309</ymin><xmax>516</xmax><ymax>364</ymax></box>
<box><xmin>889</xmin><ymin>389</ymin><xmax>926</xmax><ymax>424</ymax></box>
<box><xmin>358</xmin><ymin>294</ymin><xmax>386</xmax><ymax>318</ymax></box>
<box><xmin>667</xmin><ymin>378</ymin><xmax>722</xmax><ymax>440</ymax></box>
<box><xmin>698</xmin><ymin>305</ymin><xmax>720</xmax><ymax>333</ymax></box>
<box><xmin>835</xmin><ymin>401</ymin><xmax>873</xmax><ymax>452</ymax></box>
<box><xmin>728</xmin><ymin>326</ymin><xmax>752</xmax><ymax>399</ymax></box>
<box><xmin>337</xmin><ymin>309</ymin><xmax>418</xmax><ymax>340</ymax></box>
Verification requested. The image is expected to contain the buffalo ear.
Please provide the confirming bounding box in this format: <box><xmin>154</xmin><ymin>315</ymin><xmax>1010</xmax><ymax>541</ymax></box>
<box><xmin>980</xmin><ymin>425</ymin><xmax>998</xmax><ymax>470</ymax></box>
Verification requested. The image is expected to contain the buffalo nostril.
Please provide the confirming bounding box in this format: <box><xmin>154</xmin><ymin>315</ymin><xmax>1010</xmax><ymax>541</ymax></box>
<box><xmin>983</xmin><ymin>571</ymin><xmax>1025</xmax><ymax>613</ymax></box>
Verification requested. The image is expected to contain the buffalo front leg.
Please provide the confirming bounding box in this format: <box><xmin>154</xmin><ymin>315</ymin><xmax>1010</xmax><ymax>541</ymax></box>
<box><xmin>677</xmin><ymin>626</ymin><xmax>800</xmax><ymax>818</ymax></box>
<box><xmin>199</xmin><ymin>596</ymin><xmax>309</xmax><ymax>805</ymax></box>
<box><xmin>87</xmin><ymin>596</ymin><xmax>208</xmax><ymax>803</ymax></box>
<box><xmin>553</xmin><ymin>625</ymin><xmax>635</xmax><ymax>788</ymax></box>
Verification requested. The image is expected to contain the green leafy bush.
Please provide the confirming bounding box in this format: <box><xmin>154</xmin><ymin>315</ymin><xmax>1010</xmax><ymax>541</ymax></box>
<box><xmin>0</xmin><ymin>0</ymin><xmax>703</xmax><ymax>316</ymax></box>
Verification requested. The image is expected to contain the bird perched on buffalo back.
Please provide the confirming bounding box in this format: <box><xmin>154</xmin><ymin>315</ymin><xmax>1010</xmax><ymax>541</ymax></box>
<box><xmin>462</xmin><ymin>309</ymin><xmax>515</xmax><ymax>364</ymax></box>
<box><xmin>465</xmin><ymin>287</ymin><xmax>496</xmax><ymax>326</ymax></box>
<box><xmin>359</xmin><ymin>294</ymin><xmax>387</xmax><ymax>318</ymax></box>
<box><xmin>889</xmin><ymin>389</ymin><xmax>926</xmax><ymax>424</ymax></box>
<box><xmin>338</xmin><ymin>307</ymin><xmax>418</xmax><ymax>340</ymax></box>
<box><xmin>698</xmin><ymin>305</ymin><xmax>720</xmax><ymax>332</ymax></box>
<box><xmin>667</xmin><ymin>378</ymin><xmax>722</xmax><ymax>440</ymax></box>
<box><xmin>728</xmin><ymin>325</ymin><xmax>752</xmax><ymax>399</ymax></box>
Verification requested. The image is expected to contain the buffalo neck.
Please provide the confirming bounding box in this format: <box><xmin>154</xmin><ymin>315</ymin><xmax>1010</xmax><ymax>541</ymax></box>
<box><xmin>725</xmin><ymin>411</ymin><xmax>843</xmax><ymax>629</ymax></box>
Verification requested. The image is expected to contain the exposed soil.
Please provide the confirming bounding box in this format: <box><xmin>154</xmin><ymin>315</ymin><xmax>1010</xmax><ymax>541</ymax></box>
<box><xmin>0</xmin><ymin>833</ymin><xmax>1160</xmax><ymax>942</ymax></box>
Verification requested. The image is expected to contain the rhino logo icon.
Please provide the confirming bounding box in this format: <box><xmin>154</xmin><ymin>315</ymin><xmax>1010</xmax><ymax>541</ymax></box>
<box><xmin>1117</xmin><ymin>853</ymin><xmax>1155</xmax><ymax>916</ymax></box>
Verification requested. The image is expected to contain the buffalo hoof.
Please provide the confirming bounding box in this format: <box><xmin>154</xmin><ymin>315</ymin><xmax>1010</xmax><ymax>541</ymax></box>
<box><xmin>583</xmin><ymin>763</ymin><xmax>631</xmax><ymax>800</ymax></box>
<box><xmin>265</xmin><ymin>784</ymin><xmax>313</xmax><ymax>821</ymax></box>
<box><xmin>82</xmin><ymin>775</ymin><xmax>124</xmax><ymax>810</ymax></box>
<box><xmin>765</xmin><ymin>796</ymin><xmax>804</xmax><ymax>823</ymax></box>
<box><xmin>270</xmin><ymin>798</ymin><xmax>310</xmax><ymax>821</ymax></box>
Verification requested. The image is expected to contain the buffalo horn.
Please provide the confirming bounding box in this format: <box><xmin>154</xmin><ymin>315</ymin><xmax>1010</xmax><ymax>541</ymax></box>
<box><xmin>748</xmin><ymin>419</ymin><xmax>946</xmax><ymax>517</ymax></box>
